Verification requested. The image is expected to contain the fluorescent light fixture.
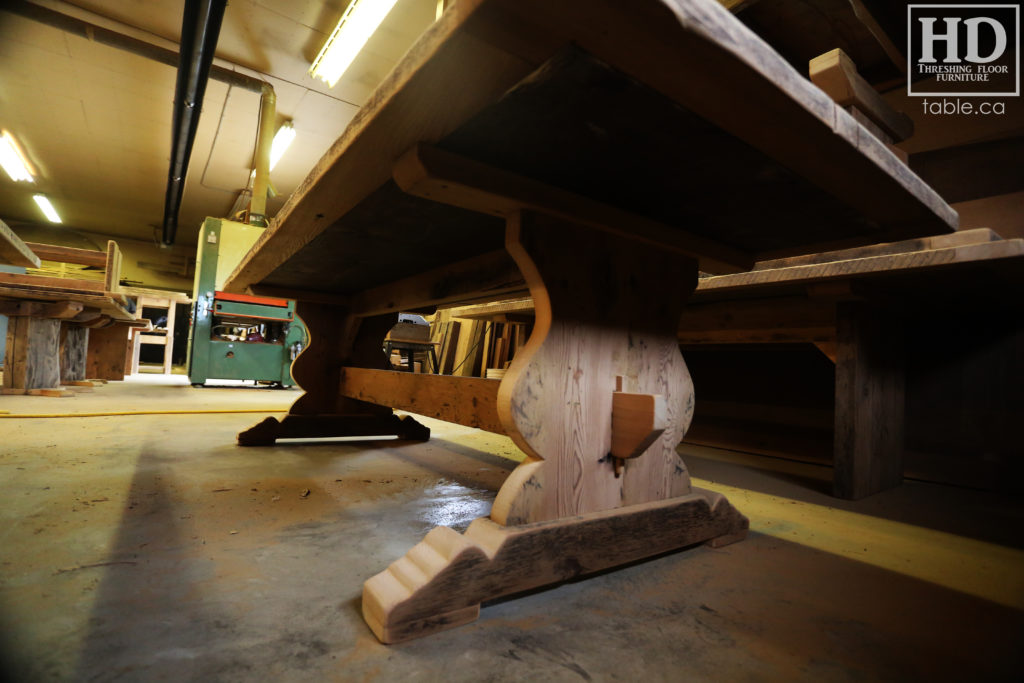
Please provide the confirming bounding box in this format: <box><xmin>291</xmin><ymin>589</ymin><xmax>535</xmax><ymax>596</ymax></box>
<box><xmin>309</xmin><ymin>0</ymin><xmax>399</xmax><ymax>87</ymax></box>
<box><xmin>33</xmin><ymin>194</ymin><xmax>61</xmax><ymax>223</ymax></box>
<box><xmin>0</xmin><ymin>130</ymin><xmax>34</xmax><ymax>182</ymax></box>
<box><xmin>269</xmin><ymin>122</ymin><xmax>296</xmax><ymax>171</ymax></box>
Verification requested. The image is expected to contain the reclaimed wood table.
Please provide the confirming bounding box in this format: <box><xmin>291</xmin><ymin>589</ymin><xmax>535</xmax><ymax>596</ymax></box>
<box><xmin>224</xmin><ymin>0</ymin><xmax>956</xmax><ymax>643</ymax></box>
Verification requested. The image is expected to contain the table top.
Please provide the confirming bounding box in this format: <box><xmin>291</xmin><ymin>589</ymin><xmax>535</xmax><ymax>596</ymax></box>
<box><xmin>443</xmin><ymin>229</ymin><xmax>1024</xmax><ymax>315</ymax></box>
<box><xmin>692</xmin><ymin>229</ymin><xmax>1024</xmax><ymax>303</ymax></box>
<box><xmin>225</xmin><ymin>0</ymin><xmax>957</xmax><ymax>301</ymax></box>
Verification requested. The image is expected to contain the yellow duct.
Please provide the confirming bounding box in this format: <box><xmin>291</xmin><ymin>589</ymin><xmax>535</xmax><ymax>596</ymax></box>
<box><xmin>248</xmin><ymin>84</ymin><xmax>276</xmax><ymax>226</ymax></box>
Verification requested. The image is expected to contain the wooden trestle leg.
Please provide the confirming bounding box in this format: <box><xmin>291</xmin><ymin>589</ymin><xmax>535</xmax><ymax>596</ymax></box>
<box><xmin>237</xmin><ymin>303</ymin><xmax>430</xmax><ymax>446</ymax></box>
<box><xmin>363</xmin><ymin>211</ymin><xmax>748</xmax><ymax>643</ymax></box>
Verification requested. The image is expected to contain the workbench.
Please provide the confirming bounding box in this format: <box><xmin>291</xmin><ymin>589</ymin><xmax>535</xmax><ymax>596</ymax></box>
<box><xmin>0</xmin><ymin>228</ymin><xmax>140</xmax><ymax>392</ymax></box>
<box><xmin>223</xmin><ymin>0</ymin><xmax>956</xmax><ymax>642</ymax></box>
<box><xmin>121</xmin><ymin>287</ymin><xmax>191</xmax><ymax>375</ymax></box>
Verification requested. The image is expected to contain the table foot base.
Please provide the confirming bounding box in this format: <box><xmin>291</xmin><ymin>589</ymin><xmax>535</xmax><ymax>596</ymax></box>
<box><xmin>237</xmin><ymin>413</ymin><xmax>430</xmax><ymax>446</ymax></box>
<box><xmin>362</xmin><ymin>487</ymin><xmax>748</xmax><ymax>643</ymax></box>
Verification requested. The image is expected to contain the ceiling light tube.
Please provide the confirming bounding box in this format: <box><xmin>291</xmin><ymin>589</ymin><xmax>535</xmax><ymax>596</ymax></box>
<box><xmin>33</xmin><ymin>194</ymin><xmax>62</xmax><ymax>223</ymax></box>
<box><xmin>269</xmin><ymin>122</ymin><xmax>296</xmax><ymax>171</ymax></box>
<box><xmin>0</xmin><ymin>130</ymin><xmax>35</xmax><ymax>182</ymax></box>
<box><xmin>309</xmin><ymin>0</ymin><xmax>400</xmax><ymax>87</ymax></box>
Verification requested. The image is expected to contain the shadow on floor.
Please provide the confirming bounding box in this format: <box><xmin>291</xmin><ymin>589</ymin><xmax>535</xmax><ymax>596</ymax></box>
<box><xmin>72</xmin><ymin>441</ymin><xmax>241</xmax><ymax>680</ymax></box>
<box><xmin>345</xmin><ymin>530</ymin><xmax>1024</xmax><ymax>681</ymax></box>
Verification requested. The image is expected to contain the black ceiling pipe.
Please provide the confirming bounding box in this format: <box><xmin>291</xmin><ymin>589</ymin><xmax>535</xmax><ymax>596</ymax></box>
<box><xmin>162</xmin><ymin>0</ymin><xmax>228</xmax><ymax>246</ymax></box>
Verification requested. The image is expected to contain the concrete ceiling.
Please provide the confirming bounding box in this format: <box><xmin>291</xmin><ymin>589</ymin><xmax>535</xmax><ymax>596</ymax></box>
<box><xmin>0</xmin><ymin>0</ymin><xmax>437</xmax><ymax>246</ymax></box>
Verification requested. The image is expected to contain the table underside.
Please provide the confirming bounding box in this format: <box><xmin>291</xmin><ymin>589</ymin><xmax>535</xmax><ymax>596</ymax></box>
<box><xmin>253</xmin><ymin>45</ymin><xmax>951</xmax><ymax>298</ymax></box>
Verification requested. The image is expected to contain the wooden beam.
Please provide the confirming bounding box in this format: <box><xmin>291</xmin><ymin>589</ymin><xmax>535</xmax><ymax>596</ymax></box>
<box><xmin>2</xmin><ymin>317</ymin><xmax>60</xmax><ymax>390</ymax></box>
<box><xmin>104</xmin><ymin>240</ymin><xmax>122</xmax><ymax>294</ymax></box>
<box><xmin>350</xmin><ymin>249</ymin><xmax>526</xmax><ymax>317</ymax></box>
<box><xmin>120</xmin><ymin>285</ymin><xmax>191</xmax><ymax>303</ymax></box>
<box><xmin>0</xmin><ymin>219</ymin><xmax>40</xmax><ymax>268</ymax></box>
<box><xmin>393</xmin><ymin>144</ymin><xmax>752</xmax><ymax>274</ymax></box>
<box><xmin>678</xmin><ymin>296</ymin><xmax>836</xmax><ymax>344</ymax></box>
<box><xmin>27</xmin><ymin>387</ymin><xmax>74</xmax><ymax>397</ymax></box>
<box><xmin>23</xmin><ymin>242</ymin><xmax>107</xmax><ymax>268</ymax></box>
<box><xmin>246</xmin><ymin>285</ymin><xmax>352</xmax><ymax>306</ymax></box>
<box><xmin>833</xmin><ymin>302</ymin><xmax>904</xmax><ymax>499</ymax></box>
<box><xmin>446</xmin><ymin>297</ymin><xmax>534</xmax><ymax>321</ymax></box>
<box><xmin>339</xmin><ymin>367</ymin><xmax>504</xmax><ymax>433</ymax></box>
<box><xmin>809</xmin><ymin>48</ymin><xmax>913</xmax><ymax>142</ymax></box>
<box><xmin>85</xmin><ymin>323</ymin><xmax>129</xmax><ymax>380</ymax></box>
<box><xmin>0</xmin><ymin>300</ymin><xmax>84</xmax><ymax>319</ymax></box>
<box><xmin>0</xmin><ymin>283</ymin><xmax>135</xmax><ymax>321</ymax></box>
<box><xmin>753</xmin><ymin>228</ymin><xmax>1001</xmax><ymax>271</ymax></box>
<box><xmin>0</xmin><ymin>271</ymin><xmax>105</xmax><ymax>294</ymax></box>
<box><xmin>699</xmin><ymin>239</ymin><xmax>1024</xmax><ymax>295</ymax></box>
<box><xmin>60</xmin><ymin>325</ymin><xmax>89</xmax><ymax>383</ymax></box>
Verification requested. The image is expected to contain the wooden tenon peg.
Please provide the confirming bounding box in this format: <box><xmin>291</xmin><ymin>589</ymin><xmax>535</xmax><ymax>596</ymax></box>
<box><xmin>609</xmin><ymin>376</ymin><xmax>667</xmax><ymax>477</ymax></box>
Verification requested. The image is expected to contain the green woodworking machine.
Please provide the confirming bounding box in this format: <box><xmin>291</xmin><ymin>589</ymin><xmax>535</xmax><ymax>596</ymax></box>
<box><xmin>186</xmin><ymin>217</ymin><xmax>305</xmax><ymax>387</ymax></box>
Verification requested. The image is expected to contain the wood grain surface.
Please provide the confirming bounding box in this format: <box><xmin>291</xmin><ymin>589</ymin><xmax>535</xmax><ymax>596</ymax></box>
<box><xmin>3</xmin><ymin>317</ymin><xmax>61</xmax><ymax>390</ymax></box>
<box><xmin>698</xmin><ymin>240</ymin><xmax>1024</xmax><ymax>294</ymax></box>
<box><xmin>492</xmin><ymin>211</ymin><xmax>696</xmax><ymax>525</ymax></box>
<box><xmin>363</xmin><ymin>487</ymin><xmax>748</xmax><ymax>643</ymax></box>
<box><xmin>339</xmin><ymin>368</ymin><xmax>503</xmax><ymax>433</ymax></box>
<box><xmin>59</xmin><ymin>325</ymin><xmax>89</xmax><ymax>383</ymax></box>
<box><xmin>84</xmin><ymin>324</ymin><xmax>129</xmax><ymax>381</ymax></box>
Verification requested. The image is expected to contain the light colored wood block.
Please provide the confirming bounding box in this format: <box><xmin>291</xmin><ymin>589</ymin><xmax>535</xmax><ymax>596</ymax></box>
<box><xmin>103</xmin><ymin>240</ymin><xmax>122</xmax><ymax>294</ymax></box>
<box><xmin>339</xmin><ymin>368</ymin><xmax>503</xmax><ymax>434</ymax></box>
<box><xmin>610</xmin><ymin>392</ymin><xmax>667</xmax><ymax>460</ymax></box>
<box><xmin>809</xmin><ymin>48</ymin><xmax>913</xmax><ymax>142</ymax></box>
<box><xmin>27</xmin><ymin>387</ymin><xmax>74</xmax><ymax>397</ymax></box>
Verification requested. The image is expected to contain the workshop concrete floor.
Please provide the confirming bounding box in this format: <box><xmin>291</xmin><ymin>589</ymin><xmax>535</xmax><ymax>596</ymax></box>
<box><xmin>1</xmin><ymin>375</ymin><xmax>1022</xmax><ymax>682</ymax></box>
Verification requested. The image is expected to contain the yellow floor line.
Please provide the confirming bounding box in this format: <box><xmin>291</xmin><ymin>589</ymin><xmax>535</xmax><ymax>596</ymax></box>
<box><xmin>695</xmin><ymin>477</ymin><xmax>1024</xmax><ymax>611</ymax></box>
<box><xmin>0</xmin><ymin>408</ymin><xmax>288</xmax><ymax>418</ymax></box>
